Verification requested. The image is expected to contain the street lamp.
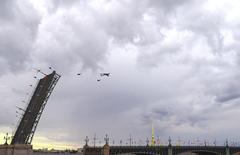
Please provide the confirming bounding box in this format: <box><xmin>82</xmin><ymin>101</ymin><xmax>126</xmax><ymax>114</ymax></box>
<box><xmin>4</xmin><ymin>133</ymin><xmax>10</xmax><ymax>145</ymax></box>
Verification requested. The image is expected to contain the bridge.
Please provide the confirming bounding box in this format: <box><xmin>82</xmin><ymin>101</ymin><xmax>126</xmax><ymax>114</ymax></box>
<box><xmin>0</xmin><ymin>71</ymin><xmax>61</xmax><ymax>155</ymax></box>
<box><xmin>11</xmin><ymin>71</ymin><xmax>61</xmax><ymax>145</ymax></box>
<box><xmin>84</xmin><ymin>142</ymin><xmax>240</xmax><ymax>155</ymax></box>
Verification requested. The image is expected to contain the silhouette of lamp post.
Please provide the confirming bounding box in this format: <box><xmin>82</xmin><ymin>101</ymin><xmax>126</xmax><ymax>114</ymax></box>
<box><xmin>93</xmin><ymin>134</ymin><xmax>97</xmax><ymax>147</ymax></box>
<box><xmin>214</xmin><ymin>139</ymin><xmax>217</xmax><ymax>146</ymax></box>
<box><xmin>129</xmin><ymin>135</ymin><xmax>132</xmax><ymax>147</ymax></box>
<box><xmin>146</xmin><ymin>138</ymin><xmax>149</xmax><ymax>146</ymax></box>
<box><xmin>120</xmin><ymin>140</ymin><xmax>123</xmax><ymax>146</ymax></box>
<box><xmin>104</xmin><ymin>134</ymin><xmax>109</xmax><ymax>145</ymax></box>
<box><xmin>4</xmin><ymin>133</ymin><xmax>10</xmax><ymax>145</ymax></box>
<box><xmin>226</xmin><ymin>139</ymin><xmax>229</xmax><ymax>147</ymax></box>
<box><xmin>168</xmin><ymin>136</ymin><xmax>172</xmax><ymax>147</ymax></box>
<box><xmin>85</xmin><ymin>136</ymin><xmax>89</xmax><ymax>146</ymax></box>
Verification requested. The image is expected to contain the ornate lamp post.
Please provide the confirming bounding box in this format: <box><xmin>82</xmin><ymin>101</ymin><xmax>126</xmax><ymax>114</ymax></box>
<box><xmin>120</xmin><ymin>140</ymin><xmax>123</xmax><ymax>146</ymax></box>
<box><xmin>85</xmin><ymin>136</ymin><xmax>89</xmax><ymax>146</ymax></box>
<box><xmin>213</xmin><ymin>138</ymin><xmax>217</xmax><ymax>146</ymax></box>
<box><xmin>168</xmin><ymin>136</ymin><xmax>172</xmax><ymax>147</ymax></box>
<box><xmin>129</xmin><ymin>135</ymin><xmax>132</xmax><ymax>147</ymax></box>
<box><xmin>93</xmin><ymin>134</ymin><xmax>97</xmax><ymax>147</ymax></box>
<box><xmin>4</xmin><ymin>133</ymin><xmax>10</xmax><ymax>145</ymax></box>
<box><xmin>226</xmin><ymin>139</ymin><xmax>229</xmax><ymax>147</ymax></box>
<box><xmin>204</xmin><ymin>140</ymin><xmax>207</xmax><ymax>147</ymax></box>
<box><xmin>104</xmin><ymin>134</ymin><xmax>109</xmax><ymax>145</ymax></box>
<box><xmin>146</xmin><ymin>138</ymin><xmax>149</xmax><ymax>146</ymax></box>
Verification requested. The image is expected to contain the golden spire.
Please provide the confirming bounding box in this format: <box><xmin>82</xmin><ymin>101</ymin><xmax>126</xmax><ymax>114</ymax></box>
<box><xmin>151</xmin><ymin>123</ymin><xmax>155</xmax><ymax>146</ymax></box>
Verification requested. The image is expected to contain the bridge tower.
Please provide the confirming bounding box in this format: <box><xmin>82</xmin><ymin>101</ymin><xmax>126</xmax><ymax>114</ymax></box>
<box><xmin>11</xmin><ymin>71</ymin><xmax>60</xmax><ymax>145</ymax></box>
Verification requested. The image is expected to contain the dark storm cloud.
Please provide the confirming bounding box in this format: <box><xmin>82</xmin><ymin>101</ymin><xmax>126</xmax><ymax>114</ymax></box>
<box><xmin>214</xmin><ymin>78</ymin><xmax>240</xmax><ymax>103</ymax></box>
<box><xmin>142</xmin><ymin>103</ymin><xmax>208</xmax><ymax>129</ymax></box>
<box><xmin>0</xmin><ymin>0</ymin><xmax>16</xmax><ymax>21</ymax></box>
<box><xmin>216</xmin><ymin>92</ymin><xmax>240</xmax><ymax>103</ymax></box>
<box><xmin>51</xmin><ymin>0</ymin><xmax>79</xmax><ymax>7</ymax></box>
<box><xmin>31</xmin><ymin>2</ymin><xmax>113</xmax><ymax>72</ymax></box>
<box><xmin>0</xmin><ymin>0</ymin><xmax>40</xmax><ymax>74</ymax></box>
<box><xmin>147</xmin><ymin>0</ymin><xmax>191</xmax><ymax>12</ymax></box>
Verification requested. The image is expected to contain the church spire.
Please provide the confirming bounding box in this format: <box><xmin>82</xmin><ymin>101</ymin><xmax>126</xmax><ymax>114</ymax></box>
<box><xmin>151</xmin><ymin>123</ymin><xmax>155</xmax><ymax>146</ymax></box>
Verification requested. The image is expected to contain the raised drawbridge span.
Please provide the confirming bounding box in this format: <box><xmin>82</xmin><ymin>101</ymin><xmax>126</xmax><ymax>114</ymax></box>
<box><xmin>11</xmin><ymin>71</ymin><xmax>60</xmax><ymax>145</ymax></box>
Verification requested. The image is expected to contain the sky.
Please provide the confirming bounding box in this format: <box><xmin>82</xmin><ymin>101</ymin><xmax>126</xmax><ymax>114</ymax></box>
<box><xmin>1</xmin><ymin>0</ymin><xmax>240</xmax><ymax>150</ymax></box>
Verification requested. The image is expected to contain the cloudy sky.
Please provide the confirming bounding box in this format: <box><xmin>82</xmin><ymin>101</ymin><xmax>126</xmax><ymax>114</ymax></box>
<box><xmin>1</xmin><ymin>0</ymin><xmax>240</xmax><ymax>149</ymax></box>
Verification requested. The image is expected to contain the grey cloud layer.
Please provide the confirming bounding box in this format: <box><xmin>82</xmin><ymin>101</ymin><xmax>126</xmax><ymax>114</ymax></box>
<box><xmin>0</xmin><ymin>0</ymin><xmax>40</xmax><ymax>73</ymax></box>
<box><xmin>1</xmin><ymin>0</ymin><xmax>240</xmax><ymax>146</ymax></box>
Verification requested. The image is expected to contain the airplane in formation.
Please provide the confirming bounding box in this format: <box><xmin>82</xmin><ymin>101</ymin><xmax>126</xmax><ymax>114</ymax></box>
<box><xmin>100</xmin><ymin>73</ymin><xmax>110</xmax><ymax>77</ymax></box>
<box><xmin>76</xmin><ymin>72</ymin><xmax>110</xmax><ymax>81</ymax></box>
<box><xmin>34</xmin><ymin>67</ymin><xmax>111</xmax><ymax>82</ymax></box>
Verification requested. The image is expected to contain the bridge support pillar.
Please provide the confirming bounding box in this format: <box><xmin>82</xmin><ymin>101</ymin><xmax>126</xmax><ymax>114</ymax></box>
<box><xmin>102</xmin><ymin>144</ymin><xmax>110</xmax><ymax>155</ymax></box>
<box><xmin>168</xmin><ymin>146</ymin><xmax>172</xmax><ymax>155</ymax></box>
<box><xmin>83</xmin><ymin>144</ymin><xmax>109</xmax><ymax>155</ymax></box>
<box><xmin>0</xmin><ymin>144</ymin><xmax>33</xmax><ymax>155</ymax></box>
<box><xmin>226</xmin><ymin>147</ymin><xmax>230</xmax><ymax>155</ymax></box>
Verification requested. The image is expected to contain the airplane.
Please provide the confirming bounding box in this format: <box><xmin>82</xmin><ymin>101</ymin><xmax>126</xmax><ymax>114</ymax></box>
<box><xmin>100</xmin><ymin>73</ymin><xmax>110</xmax><ymax>77</ymax></box>
<box><xmin>77</xmin><ymin>73</ymin><xmax>82</xmax><ymax>76</ymax></box>
<box><xmin>97</xmin><ymin>79</ymin><xmax>101</xmax><ymax>82</ymax></box>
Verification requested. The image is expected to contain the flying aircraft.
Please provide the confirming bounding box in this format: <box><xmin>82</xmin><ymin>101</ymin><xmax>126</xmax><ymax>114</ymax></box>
<box><xmin>77</xmin><ymin>73</ymin><xmax>82</xmax><ymax>76</ymax></box>
<box><xmin>100</xmin><ymin>73</ymin><xmax>110</xmax><ymax>77</ymax></box>
<box><xmin>97</xmin><ymin>79</ymin><xmax>101</xmax><ymax>82</ymax></box>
